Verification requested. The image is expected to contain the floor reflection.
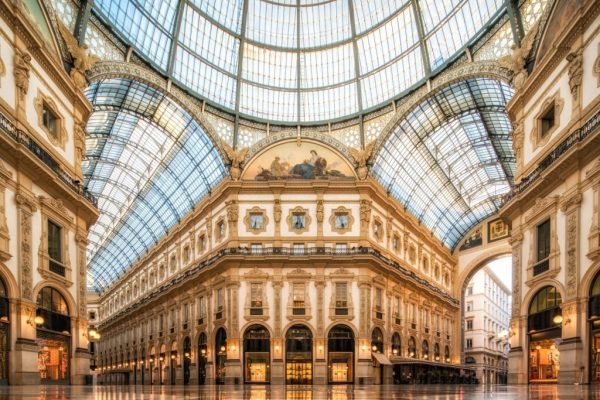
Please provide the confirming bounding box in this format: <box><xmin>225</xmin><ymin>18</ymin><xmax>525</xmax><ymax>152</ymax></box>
<box><xmin>0</xmin><ymin>384</ymin><xmax>597</xmax><ymax>400</ymax></box>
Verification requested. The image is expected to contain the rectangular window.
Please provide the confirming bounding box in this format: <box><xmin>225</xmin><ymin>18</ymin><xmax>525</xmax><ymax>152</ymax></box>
<box><xmin>540</xmin><ymin>102</ymin><xmax>555</xmax><ymax>137</ymax></box>
<box><xmin>334</xmin><ymin>213</ymin><xmax>349</xmax><ymax>229</ymax></box>
<box><xmin>215</xmin><ymin>288</ymin><xmax>224</xmax><ymax>320</ymax></box>
<box><xmin>292</xmin><ymin>283</ymin><xmax>305</xmax><ymax>307</ymax></box>
<box><xmin>375</xmin><ymin>288</ymin><xmax>382</xmax><ymax>311</ymax></box>
<box><xmin>537</xmin><ymin>219</ymin><xmax>551</xmax><ymax>261</ymax></box>
<box><xmin>182</xmin><ymin>303</ymin><xmax>189</xmax><ymax>323</ymax></box>
<box><xmin>197</xmin><ymin>296</ymin><xmax>205</xmax><ymax>317</ymax></box>
<box><xmin>466</xmin><ymin>302</ymin><xmax>473</xmax><ymax>312</ymax></box>
<box><xmin>466</xmin><ymin>339</ymin><xmax>473</xmax><ymax>349</ymax></box>
<box><xmin>467</xmin><ymin>320</ymin><xmax>473</xmax><ymax>330</ymax></box>
<box><xmin>159</xmin><ymin>314</ymin><xmax>164</xmax><ymax>334</ymax></box>
<box><xmin>42</xmin><ymin>103</ymin><xmax>58</xmax><ymax>135</ymax></box>
<box><xmin>292</xmin><ymin>213</ymin><xmax>305</xmax><ymax>229</ymax></box>
<box><xmin>170</xmin><ymin>309</ymin><xmax>175</xmax><ymax>328</ymax></box>
<box><xmin>250</xmin><ymin>283</ymin><xmax>263</xmax><ymax>315</ymax></box>
<box><xmin>48</xmin><ymin>220</ymin><xmax>62</xmax><ymax>262</ymax></box>
<box><xmin>335</xmin><ymin>282</ymin><xmax>348</xmax><ymax>312</ymax></box>
<box><xmin>466</xmin><ymin>286</ymin><xmax>473</xmax><ymax>296</ymax></box>
<box><xmin>250</xmin><ymin>283</ymin><xmax>263</xmax><ymax>308</ymax></box>
<box><xmin>250</xmin><ymin>213</ymin><xmax>264</xmax><ymax>229</ymax></box>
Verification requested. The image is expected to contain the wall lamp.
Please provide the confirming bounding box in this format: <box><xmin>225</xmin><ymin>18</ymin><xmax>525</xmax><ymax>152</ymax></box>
<box><xmin>27</xmin><ymin>312</ymin><xmax>44</xmax><ymax>327</ymax></box>
<box><xmin>553</xmin><ymin>314</ymin><xmax>571</xmax><ymax>325</ymax></box>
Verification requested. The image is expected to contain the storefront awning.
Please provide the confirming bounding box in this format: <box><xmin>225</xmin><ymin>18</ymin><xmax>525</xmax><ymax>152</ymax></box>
<box><xmin>372</xmin><ymin>352</ymin><xmax>392</xmax><ymax>365</ymax></box>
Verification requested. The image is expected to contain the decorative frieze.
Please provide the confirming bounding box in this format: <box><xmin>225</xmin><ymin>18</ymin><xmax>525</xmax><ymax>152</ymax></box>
<box><xmin>509</xmin><ymin>230</ymin><xmax>523</xmax><ymax>316</ymax></box>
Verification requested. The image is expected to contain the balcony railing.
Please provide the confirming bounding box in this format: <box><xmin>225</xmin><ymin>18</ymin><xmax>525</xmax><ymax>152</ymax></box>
<box><xmin>100</xmin><ymin>246</ymin><xmax>459</xmax><ymax>327</ymax></box>
<box><xmin>0</xmin><ymin>111</ymin><xmax>97</xmax><ymax>206</ymax></box>
<box><xmin>505</xmin><ymin>109</ymin><xmax>600</xmax><ymax>202</ymax></box>
<box><xmin>533</xmin><ymin>259</ymin><xmax>550</xmax><ymax>276</ymax></box>
<box><xmin>49</xmin><ymin>259</ymin><xmax>66</xmax><ymax>277</ymax></box>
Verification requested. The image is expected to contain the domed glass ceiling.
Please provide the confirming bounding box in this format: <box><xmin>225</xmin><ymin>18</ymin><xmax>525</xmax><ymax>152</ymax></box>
<box><xmin>93</xmin><ymin>0</ymin><xmax>506</xmax><ymax>123</ymax></box>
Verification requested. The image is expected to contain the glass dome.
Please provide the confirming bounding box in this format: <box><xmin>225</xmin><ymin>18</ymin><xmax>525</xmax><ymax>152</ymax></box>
<box><xmin>93</xmin><ymin>0</ymin><xmax>506</xmax><ymax>124</ymax></box>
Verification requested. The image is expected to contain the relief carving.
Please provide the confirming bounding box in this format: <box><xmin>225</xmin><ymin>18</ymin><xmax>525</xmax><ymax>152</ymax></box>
<box><xmin>226</xmin><ymin>200</ymin><xmax>238</xmax><ymax>223</ymax></box>
<box><xmin>348</xmin><ymin>141</ymin><xmax>375</xmax><ymax>180</ymax></box>
<box><xmin>566</xmin><ymin>48</ymin><xmax>583</xmax><ymax>109</ymax></box>
<box><xmin>16</xmin><ymin>192</ymin><xmax>36</xmax><ymax>301</ymax></box>
<box><xmin>221</xmin><ymin>140</ymin><xmax>249</xmax><ymax>181</ymax></box>
<box><xmin>316</xmin><ymin>200</ymin><xmax>324</xmax><ymax>223</ymax></box>
<box><xmin>498</xmin><ymin>23</ymin><xmax>538</xmax><ymax>91</ymax></box>
<box><xmin>0</xmin><ymin>161</ymin><xmax>12</xmax><ymax>260</ymax></box>
<box><xmin>566</xmin><ymin>211</ymin><xmax>578</xmax><ymax>298</ymax></box>
<box><xmin>58</xmin><ymin>21</ymin><xmax>100</xmax><ymax>89</ymax></box>
<box><xmin>273</xmin><ymin>199</ymin><xmax>282</xmax><ymax>223</ymax></box>
<box><xmin>13</xmin><ymin>47</ymin><xmax>31</xmax><ymax>118</ymax></box>
<box><xmin>510</xmin><ymin>120</ymin><xmax>524</xmax><ymax>169</ymax></box>
<box><xmin>74</xmin><ymin>119</ymin><xmax>86</xmax><ymax>176</ymax></box>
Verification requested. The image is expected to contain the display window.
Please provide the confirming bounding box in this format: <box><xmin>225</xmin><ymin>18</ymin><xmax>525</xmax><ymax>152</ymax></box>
<box><xmin>37</xmin><ymin>337</ymin><xmax>69</xmax><ymax>383</ymax></box>
<box><xmin>329</xmin><ymin>352</ymin><xmax>353</xmax><ymax>382</ymax></box>
<box><xmin>286</xmin><ymin>325</ymin><xmax>313</xmax><ymax>384</ymax></box>
<box><xmin>529</xmin><ymin>340</ymin><xmax>560</xmax><ymax>382</ymax></box>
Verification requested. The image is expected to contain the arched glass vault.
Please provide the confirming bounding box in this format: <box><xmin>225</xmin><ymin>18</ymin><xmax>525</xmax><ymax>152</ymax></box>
<box><xmin>372</xmin><ymin>78</ymin><xmax>515</xmax><ymax>249</ymax></box>
<box><xmin>83</xmin><ymin>79</ymin><xmax>227</xmax><ymax>291</ymax></box>
<box><xmin>91</xmin><ymin>0</ymin><xmax>509</xmax><ymax>124</ymax></box>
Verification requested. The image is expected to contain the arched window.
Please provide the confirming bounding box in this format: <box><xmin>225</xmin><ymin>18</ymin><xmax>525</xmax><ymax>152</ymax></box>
<box><xmin>408</xmin><ymin>336</ymin><xmax>416</xmax><ymax>358</ymax></box>
<box><xmin>391</xmin><ymin>332</ymin><xmax>401</xmax><ymax>356</ymax></box>
<box><xmin>422</xmin><ymin>340</ymin><xmax>429</xmax><ymax>360</ymax></box>
<box><xmin>433</xmin><ymin>343</ymin><xmax>440</xmax><ymax>361</ymax></box>
<box><xmin>327</xmin><ymin>325</ymin><xmax>355</xmax><ymax>383</ymax></box>
<box><xmin>528</xmin><ymin>286</ymin><xmax>562</xmax><ymax>332</ymax></box>
<box><xmin>36</xmin><ymin>287</ymin><xmax>70</xmax><ymax>332</ymax></box>
<box><xmin>0</xmin><ymin>278</ymin><xmax>8</xmax><ymax>321</ymax></box>
<box><xmin>589</xmin><ymin>272</ymin><xmax>600</xmax><ymax>319</ymax></box>
<box><xmin>243</xmin><ymin>325</ymin><xmax>271</xmax><ymax>383</ymax></box>
<box><xmin>371</xmin><ymin>328</ymin><xmax>383</xmax><ymax>353</ymax></box>
<box><xmin>444</xmin><ymin>345</ymin><xmax>450</xmax><ymax>363</ymax></box>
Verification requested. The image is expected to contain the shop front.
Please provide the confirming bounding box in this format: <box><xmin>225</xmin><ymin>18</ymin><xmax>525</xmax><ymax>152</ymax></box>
<box><xmin>244</xmin><ymin>325</ymin><xmax>271</xmax><ymax>383</ymax></box>
<box><xmin>0</xmin><ymin>279</ymin><xmax>9</xmax><ymax>385</ymax></box>
<box><xmin>327</xmin><ymin>325</ymin><xmax>354</xmax><ymax>383</ymax></box>
<box><xmin>183</xmin><ymin>337</ymin><xmax>191</xmax><ymax>385</ymax></box>
<box><xmin>36</xmin><ymin>287</ymin><xmax>71</xmax><ymax>384</ymax></box>
<box><xmin>285</xmin><ymin>324</ymin><xmax>312</xmax><ymax>384</ymax></box>
<box><xmin>198</xmin><ymin>333</ymin><xmax>207</xmax><ymax>384</ymax></box>
<box><xmin>215</xmin><ymin>328</ymin><xmax>227</xmax><ymax>384</ymax></box>
<box><xmin>589</xmin><ymin>271</ymin><xmax>600</xmax><ymax>383</ymax></box>
<box><xmin>527</xmin><ymin>286</ymin><xmax>562</xmax><ymax>383</ymax></box>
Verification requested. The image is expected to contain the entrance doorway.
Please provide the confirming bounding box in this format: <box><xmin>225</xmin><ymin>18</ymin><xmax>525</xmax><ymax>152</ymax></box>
<box><xmin>327</xmin><ymin>325</ymin><xmax>354</xmax><ymax>383</ymax></box>
<box><xmin>528</xmin><ymin>286</ymin><xmax>562</xmax><ymax>383</ymax></box>
<box><xmin>244</xmin><ymin>325</ymin><xmax>270</xmax><ymax>383</ymax></box>
<box><xmin>285</xmin><ymin>324</ymin><xmax>312</xmax><ymax>384</ymax></box>
<box><xmin>215</xmin><ymin>328</ymin><xmax>227</xmax><ymax>384</ymax></box>
<box><xmin>198</xmin><ymin>332</ymin><xmax>207</xmax><ymax>384</ymax></box>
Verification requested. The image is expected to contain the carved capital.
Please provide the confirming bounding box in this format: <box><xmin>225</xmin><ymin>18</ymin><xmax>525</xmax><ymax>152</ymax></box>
<box><xmin>560</xmin><ymin>192</ymin><xmax>583</xmax><ymax>212</ymax></box>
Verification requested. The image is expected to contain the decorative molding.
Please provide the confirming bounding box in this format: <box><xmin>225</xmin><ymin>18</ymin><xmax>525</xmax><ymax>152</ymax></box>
<box><xmin>524</xmin><ymin>196</ymin><xmax>560</xmax><ymax>287</ymax></box>
<box><xmin>524</xmin><ymin>196</ymin><xmax>560</xmax><ymax>224</ymax></box>
<box><xmin>530</xmin><ymin>92</ymin><xmax>564</xmax><ymax>150</ymax></box>
<box><xmin>33</xmin><ymin>90</ymin><xmax>67</xmax><ymax>149</ymax></box>
<box><xmin>243</xmin><ymin>207</ymin><xmax>269</xmax><ymax>234</ymax></box>
<box><xmin>316</xmin><ymin>200</ymin><xmax>324</xmax><ymax>224</ymax></box>
<box><xmin>286</xmin><ymin>206</ymin><xmax>311</xmax><ymax>235</ymax></box>
<box><xmin>328</xmin><ymin>206</ymin><xmax>354</xmax><ymax>235</ymax></box>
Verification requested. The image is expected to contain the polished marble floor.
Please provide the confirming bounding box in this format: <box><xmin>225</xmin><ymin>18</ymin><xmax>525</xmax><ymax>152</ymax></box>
<box><xmin>0</xmin><ymin>385</ymin><xmax>598</xmax><ymax>400</ymax></box>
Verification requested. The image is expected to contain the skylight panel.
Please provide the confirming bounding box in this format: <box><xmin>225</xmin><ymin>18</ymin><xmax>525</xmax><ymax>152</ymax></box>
<box><xmin>360</xmin><ymin>48</ymin><xmax>424</xmax><ymax>110</ymax></box>
<box><xmin>299</xmin><ymin>0</ymin><xmax>351</xmax><ymax>48</ymax></box>
<box><xmin>188</xmin><ymin>0</ymin><xmax>243</xmax><ymax>34</ymax></box>
<box><xmin>300</xmin><ymin>83</ymin><xmax>358</xmax><ymax>122</ymax></box>
<box><xmin>246</xmin><ymin>0</ymin><xmax>297</xmax><ymax>48</ymax></box>
<box><xmin>352</xmin><ymin>0</ymin><xmax>409</xmax><ymax>34</ymax></box>
<box><xmin>242</xmin><ymin>44</ymin><xmax>297</xmax><ymax>89</ymax></box>
<box><xmin>239</xmin><ymin>83</ymin><xmax>298</xmax><ymax>121</ymax></box>
<box><xmin>179</xmin><ymin>5</ymin><xmax>240</xmax><ymax>75</ymax></box>
<box><xmin>356</xmin><ymin>6</ymin><xmax>418</xmax><ymax>74</ymax></box>
<box><xmin>300</xmin><ymin>44</ymin><xmax>355</xmax><ymax>89</ymax></box>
